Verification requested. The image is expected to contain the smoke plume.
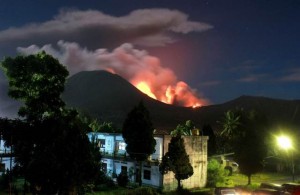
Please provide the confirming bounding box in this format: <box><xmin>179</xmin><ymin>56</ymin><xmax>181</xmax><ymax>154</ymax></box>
<box><xmin>18</xmin><ymin>41</ymin><xmax>208</xmax><ymax>107</ymax></box>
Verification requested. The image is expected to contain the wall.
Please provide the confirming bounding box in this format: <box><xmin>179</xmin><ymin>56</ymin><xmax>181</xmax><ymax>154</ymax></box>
<box><xmin>162</xmin><ymin>135</ymin><xmax>208</xmax><ymax>191</ymax></box>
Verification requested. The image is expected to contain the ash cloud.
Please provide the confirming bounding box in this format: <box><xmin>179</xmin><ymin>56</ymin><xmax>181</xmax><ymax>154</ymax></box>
<box><xmin>0</xmin><ymin>8</ymin><xmax>212</xmax><ymax>55</ymax></box>
<box><xmin>0</xmin><ymin>8</ymin><xmax>212</xmax><ymax>115</ymax></box>
<box><xmin>18</xmin><ymin>41</ymin><xmax>209</xmax><ymax>107</ymax></box>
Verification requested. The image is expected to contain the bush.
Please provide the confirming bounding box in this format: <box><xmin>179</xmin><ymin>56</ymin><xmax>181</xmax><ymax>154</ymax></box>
<box><xmin>117</xmin><ymin>173</ymin><xmax>129</xmax><ymax>187</ymax></box>
<box><xmin>77</xmin><ymin>183</ymin><xmax>94</xmax><ymax>195</ymax></box>
<box><xmin>206</xmin><ymin>159</ymin><xmax>229</xmax><ymax>187</ymax></box>
<box><xmin>94</xmin><ymin>171</ymin><xmax>115</xmax><ymax>188</ymax></box>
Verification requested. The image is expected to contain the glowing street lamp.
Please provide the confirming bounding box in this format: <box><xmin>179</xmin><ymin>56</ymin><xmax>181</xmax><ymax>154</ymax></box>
<box><xmin>277</xmin><ymin>135</ymin><xmax>294</xmax><ymax>182</ymax></box>
<box><xmin>277</xmin><ymin>136</ymin><xmax>292</xmax><ymax>150</ymax></box>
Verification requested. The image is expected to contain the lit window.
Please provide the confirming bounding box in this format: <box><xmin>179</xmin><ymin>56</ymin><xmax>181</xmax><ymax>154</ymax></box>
<box><xmin>98</xmin><ymin>139</ymin><xmax>105</xmax><ymax>148</ymax></box>
<box><xmin>119</xmin><ymin>142</ymin><xmax>126</xmax><ymax>150</ymax></box>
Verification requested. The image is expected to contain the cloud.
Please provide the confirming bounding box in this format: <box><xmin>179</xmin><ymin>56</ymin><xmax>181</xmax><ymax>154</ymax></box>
<box><xmin>237</xmin><ymin>74</ymin><xmax>267</xmax><ymax>83</ymax></box>
<box><xmin>17</xmin><ymin>41</ymin><xmax>209</xmax><ymax>107</ymax></box>
<box><xmin>229</xmin><ymin>60</ymin><xmax>261</xmax><ymax>72</ymax></box>
<box><xmin>0</xmin><ymin>8</ymin><xmax>213</xmax><ymax>55</ymax></box>
<box><xmin>228</xmin><ymin>60</ymin><xmax>270</xmax><ymax>83</ymax></box>
<box><xmin>0</xmin><ymin>8</ymin><xmax>213</xmax><ymax>116</ymax></box>
<box><xmin>280</xmin><ymin>68</ymin><xmax>300</xmax><ymax>82</ymax></box>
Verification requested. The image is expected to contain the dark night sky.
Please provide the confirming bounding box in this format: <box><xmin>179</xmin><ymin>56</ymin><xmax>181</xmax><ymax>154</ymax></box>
<box><xmin>0</xmin><ymin>0</ymin><xmax>299</xmax><ymax>117</ymax></box>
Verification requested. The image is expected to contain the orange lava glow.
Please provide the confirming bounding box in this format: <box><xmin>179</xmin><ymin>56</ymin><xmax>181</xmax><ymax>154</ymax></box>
<box><xmin>133</xmin><ymin>80</ymin><xmax>203</xmax><ymax>108</ymax></box>
<box><xmin>192</xmin><ymin>103</ymin><xmax>201</xmax><ymax>108</ymax></box>
<box><xmin>136</xmin><ymin>82</ymin><xmax>157</xmax><ymax>100</ymax></box>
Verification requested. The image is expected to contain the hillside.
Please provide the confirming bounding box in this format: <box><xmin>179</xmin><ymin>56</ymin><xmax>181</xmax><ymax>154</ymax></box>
<box><xmin>62</xmin><ymin>71</ymin><xmax>300</xmax><ymax>132</ymax></box>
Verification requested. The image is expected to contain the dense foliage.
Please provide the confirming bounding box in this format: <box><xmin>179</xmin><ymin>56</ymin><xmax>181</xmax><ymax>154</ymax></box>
<box><xmin>170</xmin><ymin>120</ymin><xmax>196</xmax><ymax>136</ymax></box>
<box><xmin>0</xmin><ymin>52</ymin><xmax>101</xmax><ymax>194</ymax></box>
<box><xmin>206</xmin><ymin>159</ymin><xmax>229</xmax><ymax>187</ymax></box>
<box><xmin>89</xmin><ymin>120</ymin><xmax>120</xmax><ymax>133</ymax></box>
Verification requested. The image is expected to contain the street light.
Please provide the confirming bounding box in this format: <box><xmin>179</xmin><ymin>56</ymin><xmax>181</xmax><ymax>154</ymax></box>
<box><xmin>277</xmin><ymin>135</ymin><xmax>294</xmax><ymax>182</ymax></box>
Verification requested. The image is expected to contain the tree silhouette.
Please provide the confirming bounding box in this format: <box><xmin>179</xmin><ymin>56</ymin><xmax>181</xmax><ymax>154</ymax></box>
<box><xmin>202</xmin><ymin>124</ymin><xmax>216</xmax><ymax>156</ymax></box>
<box><xmin>159</xmin><ymin>135</ymin><xmax>193</xmax><ymax>190</ymax></box>
<box><xmin>233</xmin><ymin>110</ymin><xmax>268</xmax><ymax>185</ymax></box>
<box><xmin>1</xmin><ymin>52</ymin><xmax>101</xmax><ymax>194</ymax></box>
<box><xmin>122</xmin><ymin>101</ymin><xmax>156</xmax><ymax>186</ymax></box>
<box><xmin>219</xmin><ymin>108</ymin><xmax>268</xmax><ymax>185</ymax></box>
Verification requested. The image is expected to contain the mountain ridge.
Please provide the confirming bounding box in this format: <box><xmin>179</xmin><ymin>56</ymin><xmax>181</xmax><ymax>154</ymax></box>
<box><xmin>62</xmin><ymin>71</ymin><xmax>300</xmax><ymax>132</ymax></box>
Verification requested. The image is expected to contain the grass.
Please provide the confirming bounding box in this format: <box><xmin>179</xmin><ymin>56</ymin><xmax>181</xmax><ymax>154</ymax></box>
<box><xmin>0</xmin><ymin>172</ymin><xmax>296</xmax><ymax>195</ymax></box>
<box><xmin>229</xmin><ymin>171</ymin><xmax>296</xmax><ymax>186</ymax></box>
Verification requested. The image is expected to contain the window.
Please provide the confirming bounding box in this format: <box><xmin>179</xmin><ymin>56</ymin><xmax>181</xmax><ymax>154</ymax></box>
<box><xmin>143</xmin><ymin>170</ymin><xmax>151</xmax><ymax>180</ymax></box>
<box><xmin>115</xmin><ymin>141</ymin><xmax>126</xmax><ymax>153</ymax></box>
<box><xmin>98</xmin><ymin>139</ymin><xmax>105</xmax><ymax>148</ymax></box>
<box><xmin>121</xmin><ymin>166</ymin><xmax>127</xmax><ymax>174</ymax></box>
<box><xmin>119</xmin><ymin>142</ymin><xmax>126</xmax><ymax>150</ymax></box>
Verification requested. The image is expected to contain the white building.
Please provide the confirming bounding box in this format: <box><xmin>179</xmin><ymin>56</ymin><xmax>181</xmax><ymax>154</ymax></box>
<box><xmin>0</xmin><ymin>138</ymin><xmax>14</xmax><ymax>173</ymax></box>
<box><xmin>87</xmin><ymin>132</ymin><xmax>208</xmax><ymax>190</ymax></box>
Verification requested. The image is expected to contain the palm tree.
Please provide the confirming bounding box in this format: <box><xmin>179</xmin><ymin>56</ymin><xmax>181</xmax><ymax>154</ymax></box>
<box><xmin>170</xmin><ymin>120</ymin><xmax>196</xmax><ymax>136</ymax></box>
<box><xmin>220</xmin><ymin>110</ymin><xmax>241</xmax><ymax>138</ymax></box>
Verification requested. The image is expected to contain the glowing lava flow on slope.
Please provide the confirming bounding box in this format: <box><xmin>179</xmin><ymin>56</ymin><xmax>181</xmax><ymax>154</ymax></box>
<box><xmin>134</xmin><ymin>80</ymin><xmax>202</xmax><ymax>108</ymax></box>
<box><xmin>136</xmin><ymin>82</ymin><xmax>157</xmax><ymax>100</ymax></box>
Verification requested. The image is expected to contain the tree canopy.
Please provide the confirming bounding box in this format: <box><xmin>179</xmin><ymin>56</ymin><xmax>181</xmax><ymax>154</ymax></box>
<box><xmin>122</xmin><ymin>101</ymin><xmax>156</xmax><ymax>186</ymax></box>
<box><xmin>0</xmin><ymin>52</ymin><xmax>101</xmax><ymax>194</ymax></box>
<box><xmin>170</xmin><ymin>120</ymin><xmax>197</xmax><ymax>136</ymax></box>
<box><xmin>1</xmin><ymin>51</ymin><xmax>68</xmax><ymax>122</ymax></box>
<box><xmin>89</xmin><ymin>120</ymin><xmax>119</xmax><ymax>133</ymax></box>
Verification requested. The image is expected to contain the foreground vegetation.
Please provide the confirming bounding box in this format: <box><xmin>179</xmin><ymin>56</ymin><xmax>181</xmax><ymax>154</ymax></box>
<box><xmin>0</xmin><ymin>171</ymin><xmax>297</xmax><ymax>194</ymax></box>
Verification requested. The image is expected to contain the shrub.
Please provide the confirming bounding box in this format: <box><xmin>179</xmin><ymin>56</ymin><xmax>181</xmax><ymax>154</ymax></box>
<box><xmin>206</xmin><ymin>159</ymin><xmax>229</xmax><ymax>187</ymax></box>
<box><xmin>95</xmin><ymin>171</ymin><xmax>115</xmax><ymax>188</ymax></box>
<box><xmin>77</xmin><ymin>183</ymin><xmax>94</xmax><ymax>195</ymax></box>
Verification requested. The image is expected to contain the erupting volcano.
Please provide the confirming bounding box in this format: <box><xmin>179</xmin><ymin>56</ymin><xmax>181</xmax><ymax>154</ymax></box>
<box><xmin>18</xmin><ymin>41</ymin><xmax>208</xmax><ymax>107</ymax></box>
<box><xmin>132</xmin><ymin>79</ymin><xmax>203</xmax><ymax>107</ymax></box>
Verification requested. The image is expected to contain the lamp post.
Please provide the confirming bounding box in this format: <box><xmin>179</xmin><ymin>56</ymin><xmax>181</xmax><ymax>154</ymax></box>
<box><xmin>277</xmin><ymin>135</ymin><xmax>294</xmax><ymax>182</ymax></box>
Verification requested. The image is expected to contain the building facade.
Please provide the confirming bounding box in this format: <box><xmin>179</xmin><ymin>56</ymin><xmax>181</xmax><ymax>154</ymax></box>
<box><xmin>87</xmin><ymin>132</ymin><xmax>208</xmax><ymax>190</ymax></box>
<box><xmin>0</xmin><ymin>138</ymin><xmax>14</xmax><ymax>173</ymax></box>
